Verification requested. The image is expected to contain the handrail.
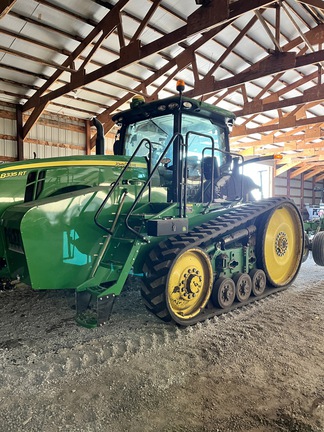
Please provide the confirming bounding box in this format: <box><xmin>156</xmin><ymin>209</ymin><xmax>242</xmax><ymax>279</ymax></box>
<box><xmin>124</xmin><ymin>133</ymin><xmax>182</xmax><ymax>241</ymax></box>
<box><xmin>90</xmin><ymin>190</ymin><xmax>128</xmax><ymax>278</ymax></box>
<box><xmin>93</xmin><ymin>139</ymin><xmax>153</xmax><ymax>233</ymax></box>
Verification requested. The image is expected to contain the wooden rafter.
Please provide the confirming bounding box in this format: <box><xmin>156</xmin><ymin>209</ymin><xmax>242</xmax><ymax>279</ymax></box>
<box><xmin>276</xmin><ymin>160</ymin><xmax>302</xmax><ymax>176</ymax></box>
<box><xmin>92</xmin><ymin>23</ymin><xmax>228</xmax><ymax>145</ymax></box>
<box><xmin>297</xmin><ymin>0</ymin><xmax>324</xmax><ymax>10</ymax></box>
<box><xmin>129</xmin><ymin>0</ymin><xmax>162</xmax><ymax>43</ymax></box>
<box><xmin>22</xmin><ymin>1</ymin><xmax>276</xmax><ymax>130</ymax></box>
<box><xmin>186</xmin><ymin>48</ymin><xmax>324</xmax><ymax>99</ymax></box>
<box><xmin>0</xmin><ymin>0</ymin><xmax>17</xmax><ymax>18</ymax></box>
<box><xmin>186</xmin><ymin>23</ymin><xmax>324</xmax><ymax>102</ymax></box>
<box><xmin>231</xmin><ymin>123</ymin><xmax>324</xmax><ymax>148</ymax></box>
<box><xmin>315</xmin><ymin>172</ymin><xmax>324</xmax><ymax>181</ymax></box>
<box><xmin>304</xmin><ymin>166</ymin><xmax>324</xmax><ymax>179</ymax></box>
<box><xmin>290</xmin><ymin>163</ymin><xmax>313</xmax><ymax>178</ymax></box>
<box><xmin>231</xmin><ymin>112</ymin><xmax>324</xmax><ymax>137</ymax></box>
<box><xmin>22</xmin><ymin>0</ymin><xmax>131</xmax><ymax>138</ymax></box>
<box><xmin>203</xmin><ymin>15</ymin><xmax>259</xmax><ymax>81</ymax></box>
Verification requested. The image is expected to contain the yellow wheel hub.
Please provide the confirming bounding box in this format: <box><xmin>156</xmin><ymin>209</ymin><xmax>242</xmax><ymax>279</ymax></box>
<box><xmin>167</xmin><ymin>248</ymin><xmax>213</xmax><ymax>320</ymax></box>
<box><xmin>275</xmin><ymin>231</ymin><xmax>288</xmax><ymax>256</ymax></box>
<box><xmin>263</xmin><ymin>204</ymin><xmax>303</xmax><ymax>286</ymax></box>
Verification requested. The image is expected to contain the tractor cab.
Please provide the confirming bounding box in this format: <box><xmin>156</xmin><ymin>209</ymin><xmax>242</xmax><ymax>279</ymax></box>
<box><xmin>111</xmin><ymin>82</ymin><xmax>256</xmax><ymax>210</ymax></box>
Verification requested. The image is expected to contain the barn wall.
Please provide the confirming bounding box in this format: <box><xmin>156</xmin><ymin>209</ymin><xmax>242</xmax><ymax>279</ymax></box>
<box><xmin>26</xmin><ymin>113</ymin><xmax>86</xmax><ymax>159</ymax></box>
<box><xmin>0</xmin><ymin>104</ymin><xmax>17</xmax><ymax>161</ymax></box>
<box><xmin>273</xmin><ymin>170</ymin><xmax>323</xmax><ymax>210</ymax></box>
<box><xmin>0</xmin><ymin>103</ymin><xmax>115</xmax><ymax>161</ymax></box>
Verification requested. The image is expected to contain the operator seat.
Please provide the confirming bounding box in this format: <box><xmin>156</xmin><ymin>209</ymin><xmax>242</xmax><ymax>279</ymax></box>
<box><xmin>195</xmin><ymin>156</ymin><xmax>260</xmax><ymax>203</ymax></box>
<box><xmin>195</xmin><ymin>156</ymin><xmax>220</xmax><ymax>202</ymax></box>
<box><xmin>218</xmin><ymin>158</ymin><xmax>260</xmax><ymax>202</ymax></box>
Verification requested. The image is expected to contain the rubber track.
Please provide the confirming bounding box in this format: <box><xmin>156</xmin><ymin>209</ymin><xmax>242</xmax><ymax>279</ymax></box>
<box><xmin>141</xmin><ymin>197</ymin><xmax>297</xmax><ymax>326</ymax></box>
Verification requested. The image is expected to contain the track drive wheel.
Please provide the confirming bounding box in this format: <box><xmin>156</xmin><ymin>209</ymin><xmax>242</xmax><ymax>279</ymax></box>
<box><xmin>211</xmin><ymin>277</ymin><xmax>235</xmax><ymax>308</ymax></box>
<box><xmin>142</xmin><ymin>244</ymin><xmax>213</xmax><ymax>324</ymax></box>
<box><xmin>312</xmin><ymin>231</ymin><xmax>324</xmax><ymax>266</ymax></box>
<box><xmin>232</xmin><ymin>272</ymin><xmax>252</xmax><ymax>302</ymax></box>
<box><xmin>256</xmin><ymin>202</ymin><xmax>303</xmax><ymax>287</ymax></box>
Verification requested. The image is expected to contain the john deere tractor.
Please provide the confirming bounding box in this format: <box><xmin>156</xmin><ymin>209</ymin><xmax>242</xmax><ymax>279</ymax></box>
<box><xmin>0</xmin><ymin>82</ymin><xmax>318</xmax><ymax>327</ymax></box>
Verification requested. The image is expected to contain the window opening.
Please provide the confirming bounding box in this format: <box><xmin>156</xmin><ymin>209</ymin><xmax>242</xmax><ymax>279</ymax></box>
<box><xmin>24</xmin><ymin>170</ymin><xmax>46</xmax><ymax>202</ymax></box>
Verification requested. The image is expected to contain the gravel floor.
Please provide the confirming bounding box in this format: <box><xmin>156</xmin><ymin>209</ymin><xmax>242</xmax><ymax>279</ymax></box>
<box><xmin>0</xmin><ymin>256</ymin><xmax>323</xmax><ymax>432</ymax></box>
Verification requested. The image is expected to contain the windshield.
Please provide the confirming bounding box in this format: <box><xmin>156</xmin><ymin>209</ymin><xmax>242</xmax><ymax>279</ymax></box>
<box><xmin>122</xmin><ymin>111</ymin><xmax>228</xmax><ymax>203</ymax></box>
<box><xmin>124</xmin><ymin>114</ymin><xmax>174</xmax><ymax>165</ymax></box>
<box><xmin>123</xmin><ymin>113</ymin><xmax>226</xmax><ymax>163</ymax></box>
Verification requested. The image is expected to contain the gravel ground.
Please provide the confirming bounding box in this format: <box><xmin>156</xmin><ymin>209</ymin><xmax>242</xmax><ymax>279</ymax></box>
<box><xmin>0</xmin><ymin>256</ymin><xmax>323</xmax><ymax>432</ymax></box>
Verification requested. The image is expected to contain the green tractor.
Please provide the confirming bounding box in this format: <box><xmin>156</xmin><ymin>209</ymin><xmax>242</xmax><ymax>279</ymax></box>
<box><xmin>302</xmin><ymin>195</ymin><xmax>324</xmax><ymax>265</ymax></box>
<box><xmin>0</xmin><ymin>82</ymin><xmax>317</xmax><ymax>327</ymax></box>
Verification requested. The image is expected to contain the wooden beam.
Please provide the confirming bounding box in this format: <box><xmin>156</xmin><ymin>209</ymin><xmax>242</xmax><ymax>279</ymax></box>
<box><xmin>186</xmin><ymin>24</ymin><xmax>324</xmax><ymax>100</ymax></box>
<box><xmin>0</xmin><ymin>0</ymin><xmax>17</xmax><ymax>18</ymax></box>
<box><xmin>85</xmin><ymin>120</ymin><xmax>91</xmax><ymax>155</ymax></box>
<box><xmin>291</xmin><ymin>157</ymin><xmax>324</xmax><ymax>164</ymax></box>
<box><xmin>130</xmin><ymin>0</ymin><xmax>162</xmax><ymax>43</ymax></box>
<box><xmin>275</xmin><ymin>161</ymin><xmax>301</xmax><ymax>176</ymax></box>
<box><xmin>231</xmin><ymin>113</ymin><xmax>324</xmax><ymax>137</ymax></box>
<box><xmin>229</xmin><ymin>0</ymin><xmax>276</xmax><ymax>17</ymax></box>
<box><xmin>23</xmin><ymin>103</ymin><xmax>48</xmax><ymax>139</ymax></box>
<box><xmin>27</xmin><ymin>0</ymin><xmax>277</xmax><ymax>110</ymax></box>
<box><xmin>275</xmin><ymin>2</ymin><xmax>280</xmax><ymax>47</ymax></box>
<box><xmin>255</xmin><ymin>10</ymin><xmax>282</xmax><ymax>52</ymax></box>
<box><xmin>315</xmin><ymin>172</ymin><xmax>324</xmax><ymax>182</ymax></box>
<box><xmin>23</xmin><ymin>0</ymin><xmax>131</xmax><ymax>112</ymax></box>
<box><xmin>0</xmin><ymin>45</ymin><xmax>80</xmax><ymax>73</ymax></box>
<box><xmin>204</xmin><ymin>14</ymin><xmax>258</xmax><ymax>79</ymax></box>
<box><xmin>304</xmin><ymin>167</ymin><xmax>324</xmax><ymax>180</ymax></box>
<box><xmin>290</xmin><ymin>164</ymin><xmax>312</xmax><ymax>178</ymax></box>
<box><xmin>297</xmin><ymin>0</ymin><xmax>324</xmax><ymax>10</ymax></box>
<box><xmin>92</xmin><ymin>23</ymin><xmax>226</xmax><ymax>144</ymax></box>
<box><xmin>187</xmin><ymin>48</ymin><xmax>324</xmax><ymax>99</ymax></box>
<box><xmin>231</xmin><ymin>127</ymin><xmax>324</xmax><ymax>152</ymax></box>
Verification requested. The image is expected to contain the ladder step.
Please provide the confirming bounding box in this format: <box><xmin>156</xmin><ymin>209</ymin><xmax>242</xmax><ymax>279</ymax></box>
<box><xmin>99</xmin><ymin>260</ymin><xmax>123</xmax><ymax>268</ymax></box>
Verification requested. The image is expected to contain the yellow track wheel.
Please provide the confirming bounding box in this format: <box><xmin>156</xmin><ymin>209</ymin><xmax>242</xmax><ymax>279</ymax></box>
<box><xmin>257</xmin><ymin>202</ymin><xmax>303</xmax><ymax>287</ymax></box>
<box><xmin>166</xmin><ymin>247</ymin><xmax>213</xmax><ymax>321</ymax></box>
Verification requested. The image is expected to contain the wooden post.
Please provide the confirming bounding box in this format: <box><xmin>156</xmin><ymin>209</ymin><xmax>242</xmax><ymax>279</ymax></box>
<box><xmin>16</xmin><ymin>104</ymin><xmax>24</xmax><ymax>161</ymax></box>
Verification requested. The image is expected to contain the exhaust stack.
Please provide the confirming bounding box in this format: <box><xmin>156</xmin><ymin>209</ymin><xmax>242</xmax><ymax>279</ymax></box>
<box><xmin>92</xmin><ymin>117</ymin><xmax>105</xmax><ymax>155</ymax></box>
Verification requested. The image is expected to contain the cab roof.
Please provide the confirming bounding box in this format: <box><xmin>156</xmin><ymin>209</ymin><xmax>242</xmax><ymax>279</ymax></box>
<box><xmin>112</xmin><ymin>96</ymin><xmax>236</xmax><ymax>126</ymax></box>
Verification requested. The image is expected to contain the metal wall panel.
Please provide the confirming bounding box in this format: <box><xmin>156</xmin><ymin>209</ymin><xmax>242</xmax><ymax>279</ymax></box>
<box><xmin>0</xmin><ymin>105</ymin><xmax>17</xmax><ymax>159</ymax></box>
<box><xmin>290</xmin><ymin>179</ymin><xmax>300</xmax><ymax>188</ymax></box>
<box><xmin>0</xmin><ymin>106</ymin><xmax>87</xmax><ymax>161</ymax></box>
<box><xmin>304</xmin><ymin>179</ymin><xmax>314</xmax><ymax>204</ymax></box>
<box><xmin>274</xmin><ymin>174</ymin><xmax>288</xmax><ymax>189</ymax></box>
<box><xmin>273</xmin><ymin>170</ymin><xmax>324</xmax><ymax>210</ymax></box>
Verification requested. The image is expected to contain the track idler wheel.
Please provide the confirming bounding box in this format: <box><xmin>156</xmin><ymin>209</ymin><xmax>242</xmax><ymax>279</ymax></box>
<box><xmin>211</xmin><ymin>277</ymin><xmax>235</xmax><ymax>309</ymax></box>
<box><xmin>249</xmin><ymin>269</ymin><xmax>266</xmax><ymax>296</ymax></box>
<box><xmin>232</xmin><ymin>272</ymin><xmax>252</xmax><ymax>302</ymax></box>
<box><xmin>256</xmin><ymin>202</ymin><xmax>304</xmax><ymax>287</ymax></box>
